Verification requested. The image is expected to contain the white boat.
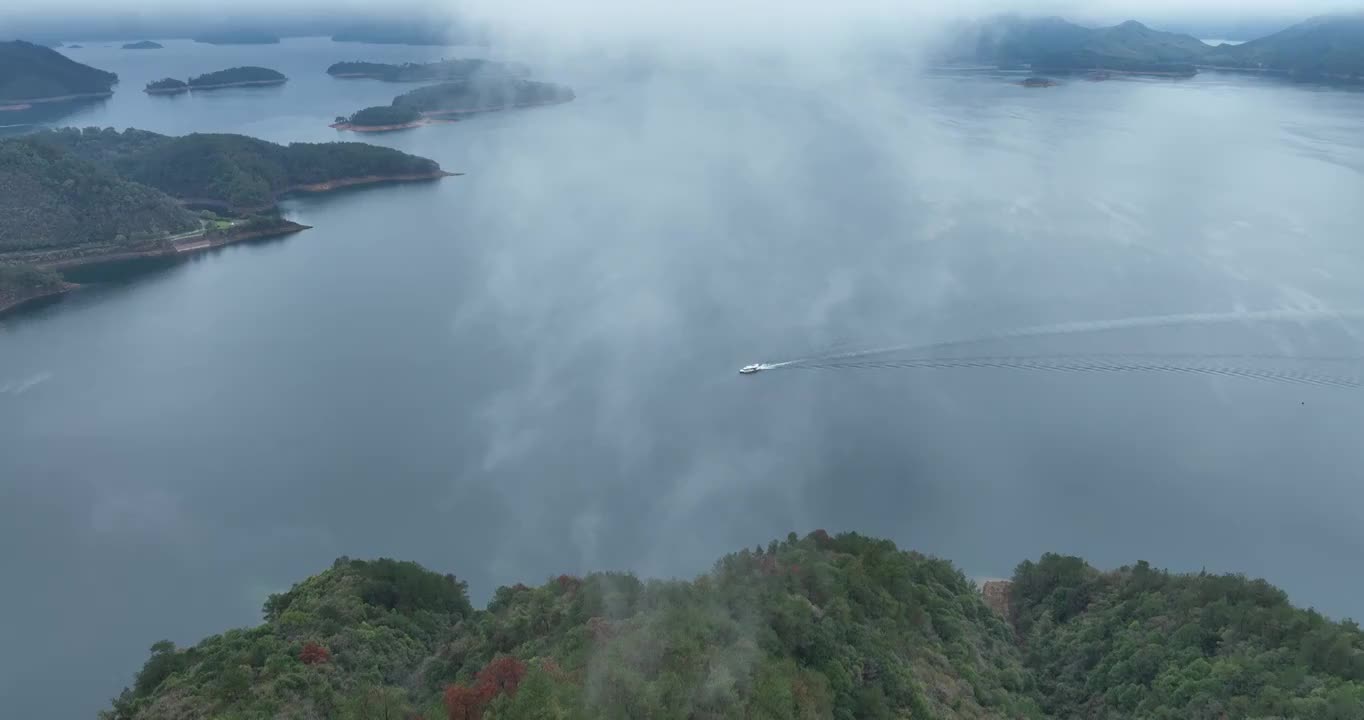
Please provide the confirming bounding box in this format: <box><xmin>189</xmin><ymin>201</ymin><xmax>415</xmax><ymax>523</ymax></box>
<box><xmin>739</xmin><ymin>364</ymin><xmax>764</xmax><ymax>375</ymax></box>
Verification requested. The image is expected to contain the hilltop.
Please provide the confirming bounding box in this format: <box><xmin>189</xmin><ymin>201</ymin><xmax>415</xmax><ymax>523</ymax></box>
<box><xmin>100</xmin><ymin>532</ymin><xmax>1364</xmax><ymax>720</ymax></box>
<box><xmin>0</xmin><ymin>40</ymin><xmax>117</xmax><ymax>105</ymax></box>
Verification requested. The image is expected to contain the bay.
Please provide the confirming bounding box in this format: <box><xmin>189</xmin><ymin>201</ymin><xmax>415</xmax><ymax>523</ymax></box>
<box><xmin>4</xmin><ymin>37</ymin><xmax>1364</xmax><ymax>717</ymax></box>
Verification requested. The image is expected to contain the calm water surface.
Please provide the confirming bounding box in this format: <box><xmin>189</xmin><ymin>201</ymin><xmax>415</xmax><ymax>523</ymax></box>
<box><xmin>4</xmin><ymin>38</ymin><xmax>1364</xmax><ymax>717</ymax></box>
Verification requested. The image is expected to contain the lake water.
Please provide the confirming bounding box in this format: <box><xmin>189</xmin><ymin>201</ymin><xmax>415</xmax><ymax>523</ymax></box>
<box><xmin>5</xmin><ymin>37</ymin><xmax>1364</xmax><ymax>718</ymax></box>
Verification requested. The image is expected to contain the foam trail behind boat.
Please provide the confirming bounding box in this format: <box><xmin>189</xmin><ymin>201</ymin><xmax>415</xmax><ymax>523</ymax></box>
<box><xmin>766</xmin><ymin>308</ymin><xmax>1364</xmax><ymax>368</ymax></box>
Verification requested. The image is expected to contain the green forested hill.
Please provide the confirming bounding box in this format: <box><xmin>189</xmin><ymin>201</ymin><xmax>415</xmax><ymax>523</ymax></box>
<box><xmin>103</xmin><ymin>532</ymin><xmax>1364</xmax><ymax>720</ymax></box>
<box><xmin>0</xmin><ymin>138</ymin><xmax>198</xmax><ymax>252</ymax></box>
<box><xmin>104</xmin><ymin>533</ymin><xmax>1039</xmax><ymax>720</ymax></box>
<box><xmin>34</xmin><ymin>127</ymin><xmax>445</xmax><ymax>210</ymax></box>
<box><xmin>1011</xmin><ymin>554</ymin><xmax>1364</xmax><ymax>719</ymax></box>
<box><xmin>0</xmin><ymin>40</ymin><xmax>118</xmax><ymax>103</ymax></box>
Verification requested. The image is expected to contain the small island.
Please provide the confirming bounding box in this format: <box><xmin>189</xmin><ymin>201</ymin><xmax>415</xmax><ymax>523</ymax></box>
<box><xmin>191</xmin><ymin>30</ymin><xmax>280</xmax><ymax>45</ymax></box>
<box><xmin>0</xmin><ymin>41</ymin><xmax>117</xmax><ymax>109</ymax></box>
<box><xmin>330</xmin><ymin>105</ymin><xmax>444</xmax><ymax>132</ymax></box>
<box><xmin>187</xmin><ymin>66</ymin><xmax>287</xmax><ymax>91</ymax></box>
<box><xmin>144</xmin><ymin>78</ymin><xmax>188</xmax><ymax>94</ymax></box>
<box><xmin>326</xmin><ymin>59</ymin><xmax>528</xmax><ymax>83</ymax></box>
<box><xmin>122</xmin><ymin>40</ymin><xmax>163</xmax><ymax>50</ymax></box>
<box><xmin>1020</xmin><ymin>77</ymin><xmax>1057</xmax><ymax>87</ymax></box>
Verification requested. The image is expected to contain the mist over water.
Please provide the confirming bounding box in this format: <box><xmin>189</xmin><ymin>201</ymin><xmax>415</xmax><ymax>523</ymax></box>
<box><xmin>4</xmin><ymin>35</ymin><xmax>1364</xmax><ymax>718</ymax></box>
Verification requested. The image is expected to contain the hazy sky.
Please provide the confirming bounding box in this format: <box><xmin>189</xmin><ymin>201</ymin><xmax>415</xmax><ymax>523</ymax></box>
<box><xmin>2</xmin><ymin>0</ymin><xmax>1359</xmax><ymax>36</ymax></box>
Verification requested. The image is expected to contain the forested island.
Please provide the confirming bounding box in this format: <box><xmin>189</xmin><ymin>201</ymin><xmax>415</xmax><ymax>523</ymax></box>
<box><xmin>99</xmin><ymin>531</ymin><xmax>1364</xmax><ymax>720</ymax></box>
<box><xmin>0</xmin><ymin>40</ymin><xmax>117</xmax><ymax>107</ymax></box>
<box><xmin>334</xmin><ymin>78</ymin><xmax>574</xmax><ymax>132</ymax></box>
<box><xmin>191</xmin><ymin>30</ymin><xmax>280</xmax><ymax>45</ymax></box>
<box><xmin>186</xmin><ymin>66</ymin><xmax>286</xmax><ymax>90</ymax></box>
<box><xmin>395</xmin><ymin>79</ymin><xmax>575</xmax><ymax>115</ymax></box>
<box><xmin>143</xmin><ymin>78</ymin><xmax>188</xmax><ymax>95</ymax></box>
<box><xmin>326</xmin><ymin>58</ymin><xmax>529</xmax><ymax>83</ymax></box>
<box><xmin>1</xmin><ymin>128</ymin><xmax>452</xmax><ymax>312</ymax></box>
<box><xmin>947</xmin><ymin>12</ymin><xmax>1364</xmax><ymax>78</ymax></box>
<box><xmin>121</xmin><ymin>40</ymin><xmax>163</xmax><ymax>50</ymax></box>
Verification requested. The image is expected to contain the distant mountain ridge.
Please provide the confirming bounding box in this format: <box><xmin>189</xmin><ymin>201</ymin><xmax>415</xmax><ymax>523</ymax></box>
<box><xmin>948</xmin><ymin>12</ymin><xmax>1364</xmax><ymax>77</ymax></box>
<box><xmin>1205</xmin><ymin>13</ymin><xmax>1364</xmax><ymax>77</ymax></box>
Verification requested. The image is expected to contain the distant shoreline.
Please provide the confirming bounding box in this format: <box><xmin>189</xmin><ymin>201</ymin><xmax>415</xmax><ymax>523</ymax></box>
<box><xmin>0</xmin><ymin>91</ymin><xmax>113</xmax><ymax>112</ymax></box>
<box><xmin>329</xmin><ymin>118</ymin><xmax>457</xmax><ymax>132</ymax></box>
<box><xmin>187</xmin><ymin>78</ymin><xmax>287</xmax><ymax>91</ymax></box>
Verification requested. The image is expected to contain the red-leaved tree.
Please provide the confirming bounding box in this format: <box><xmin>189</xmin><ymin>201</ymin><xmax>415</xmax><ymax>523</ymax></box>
<box><xmin>476</xmin><ymin>656</ymin><xmax>527</xmax><ymax>697</ymax></box>
<box><xmin>443</xmin><ymin>683</ymin><xmax>489</xmax><ymax>720</ymax></box>
<box><xmin>299</xmin><ymin>642</ymin><xmax>330</xmax><ymax>665</ymax></box>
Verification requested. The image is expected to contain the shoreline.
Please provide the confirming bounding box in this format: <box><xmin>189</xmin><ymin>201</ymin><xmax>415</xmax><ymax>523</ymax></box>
<box><xmin>284</xmin><ymin>171</ymin><xmax>459</xmax><ymax>194</ymax></box>
<box><xmin>187</xmin><ymin>79</ymin><xmax>287</xmax><ymax>91</ymax></box>
<box><xmin>40</xmin><ymin>221</ymin><xmax>312</xmax><ymax>272</ymax></box>
<box><xmin>329</xmin><ymin>118</ymin><xmax>457</xmax><ymax>132</ymax></box>
<box><xmin>0</xmin><ymin>221</ymin><xmax>312</xmax><ymax>275</ymax></box>
<box><xmin>0</xmin><ymin>91</ymin><xmax>114</xmax><ymax>112</ymax></box>
<box><xmin>173</xmin><ymin>171</ymin><xmax>457</xmax><ymax>214</ymax></box>
<box><xmin>145</xmin><ymin>86</ymin><xmax>189</xmax><ymax>95</ymax></box>
<box><xmin>0</xmin><ymin>281</ymin><xmax>80</xmax><ymax>317</ymax></box>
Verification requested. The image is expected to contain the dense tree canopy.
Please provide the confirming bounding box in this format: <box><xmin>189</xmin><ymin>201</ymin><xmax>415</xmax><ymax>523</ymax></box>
<box><xmin>103</xmin><ymin>533</ymin><xmax>1040</xmax><ymax>720</ymax></box>
<box><xmin>121</xmin><ymin>41</ymin><xmax>163</xmax><ymax>50</ymax></box>
<box><xmin>0</xmin><ymin>137</ymin><xmax>197</xmax><ymax>252</ymax></box>
<box><xmin>1012</xmin><ymin>553</ymin><xmax>1364</xmax><ymax>719</ymax></box>
<box><xmin>187</xmin><ymin>66</ymin><xmax>286</xmax><ymax>88</ymax></box>
<box><xmin>345</xmin><ymin>105</ymin><xmax>422</xmax><ymax>127</ymax></box>
<box><xmin>144</xmin><ymin>78</ymin><xmax>187</xmax><ymax>93</ymax></box>
<box><xmin>103</xmin><ymin>533</ymin><xmax>1364</xmax><ymax>720</ymax></box>
<box><xmin>0</xmin><ymin>40</ymin><xmax>118</xmax><ymax>103</ymax></box>
<box><xmin>33</xmin><ymin>127</ymin><xmax>444</xmax><ymax>210</ymax></box>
